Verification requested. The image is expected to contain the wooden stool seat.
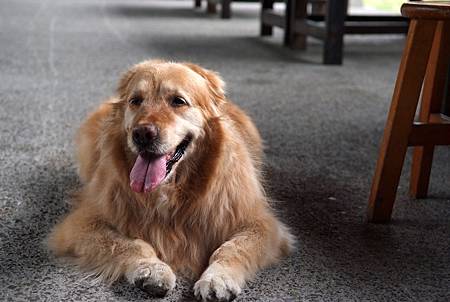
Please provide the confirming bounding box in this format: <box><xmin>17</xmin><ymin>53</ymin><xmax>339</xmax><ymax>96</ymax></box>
<box><xmin>402</xmin><ymin>1</ymin><xmax>450</xmax><ymax>19</ymax></box>
<box><xmin>367</xmin><ymin>1</ymin><xmax>450</xmax><ymax>222</ymax></box>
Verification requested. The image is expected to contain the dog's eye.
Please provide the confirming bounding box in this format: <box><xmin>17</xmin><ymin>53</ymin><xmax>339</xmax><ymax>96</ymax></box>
<box><xmin>171</xmin><ymin>96</ymin><xmax>188</xmax><ymax>107</ymax></box>
<box><xmin>129</xmin><ymin>97</ymin><xmax>143</xmax><ymax>106</ymax></box>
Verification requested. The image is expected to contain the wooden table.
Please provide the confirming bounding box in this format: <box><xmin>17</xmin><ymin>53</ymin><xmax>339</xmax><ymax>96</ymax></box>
<box><xmin>195</xmin><ymin>0</ymin><xmax>232</xmax><ymax>19</ymax></box>
<box><xmin>260</xmin><ymin>0</ymin><xmax>409</xmax><ymax>64</ymax></box>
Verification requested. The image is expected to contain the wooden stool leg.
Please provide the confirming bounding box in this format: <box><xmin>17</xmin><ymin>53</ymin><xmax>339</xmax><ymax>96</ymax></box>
<box><xmin>367</xmin><ymin>20</ymin><xmax>437</xmax><ymax>223</ymax></box>
<box><xmin>410</xmin><ymin>21</ymin><xmax>450</xmax><ymax>198</ymax></box>
<box><xmin>284</xmin><ymin>0</ymin><xmax>307</xmax><ymax>49</ymax></box>
<box><xmin>443</xmin><ymin>64</ymin><xmax>450</xmax><ymax>116</ymax></box>
<box><xmin>323</xmin><ymin>0</ymin><xmax>348</xmax><ymax>65</ymax></box>
<box><xmin>411</xmin><ymin>145</ymin><xmax>435</xmax><ymax>198</ymax></box>
<box><xmin>221</xmin><ymin>0</ymin><xmax>231</xmax><ymax>19</ymax></box>
<box><xmin>260</xmin><ymin>0</ymin><xmax>275</xmax><ymax>36</ymax></box>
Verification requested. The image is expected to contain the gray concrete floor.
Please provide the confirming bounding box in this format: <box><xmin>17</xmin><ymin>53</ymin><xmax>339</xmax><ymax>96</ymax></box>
<box><xmin>0</xmin><ymin>0</ymin><xmax>449</xmax><ymax>301</ymax></box>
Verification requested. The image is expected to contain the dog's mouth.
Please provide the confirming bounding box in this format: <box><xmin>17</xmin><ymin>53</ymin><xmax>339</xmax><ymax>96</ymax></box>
<box><xmin>129</xmin><ymin>136</ymin><xmax>192</xmax><ymax>193</ymax></box>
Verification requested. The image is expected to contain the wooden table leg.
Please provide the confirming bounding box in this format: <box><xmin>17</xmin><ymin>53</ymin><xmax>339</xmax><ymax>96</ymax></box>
<box><xmin>323</xmin><ymin>0</ymin><xmax>348</xmax><ymax>64</ymax></box>
<box><xmin>367</xmin><ymin>19</ymin><xmax>437</xmax><ymax>223</ymax></box>
<box><xmin>311</xmin><ymin>0</ymin><xmax>326</xmax><ymax>15</ymax></box>
<box><xmin>284</xmin><ymin>0</ymin><xmax>307</xmax><ymax>49</ymax></box>
<box><xmin>221</xmin><ymin>0</ymin><xmax>231</xmax><ymax>19</ymax></box>
<box><xmin>410</xmin><ymin>21</ymin><xmax>450</xmax><ymax>198</ymax></box>
<box><xmin>207</xmin><ymin>0</ymin><xmax>217</xmax><ymax>14</ymax></box>
<box><xmin>260</xmin><ymin>0</ymin><xmax>275</xmax><ymax>36</ymax></box>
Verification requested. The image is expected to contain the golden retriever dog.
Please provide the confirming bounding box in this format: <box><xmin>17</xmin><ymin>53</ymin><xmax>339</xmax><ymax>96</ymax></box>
<box><xmin>48</xmin><ymin>60</ymin><xmax>294</xmax><ymax>301</ymax></box>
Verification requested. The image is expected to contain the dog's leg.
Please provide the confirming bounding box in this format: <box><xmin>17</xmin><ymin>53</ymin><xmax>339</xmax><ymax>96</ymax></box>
<box><xmin>194</xmin><ymin>221</ymin><xmax>284</xmax><ymax>302</ymax></box>
<box><xmin>48</xmin><ymin>208</ymin><xmax>176</xmax><ymax>297</ymax></box>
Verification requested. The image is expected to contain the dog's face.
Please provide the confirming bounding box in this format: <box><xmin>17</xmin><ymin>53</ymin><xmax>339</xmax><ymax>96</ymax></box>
<box><xmin>116</xmin><ymin>60</ymin><xmax>225</xmax><ymax>193</ymax></box>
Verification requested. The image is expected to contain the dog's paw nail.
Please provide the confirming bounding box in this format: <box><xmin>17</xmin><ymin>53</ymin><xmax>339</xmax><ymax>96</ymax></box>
<box><xmin>127</xmin><ymin>260</ymin><xmax>176</xmax><ymax>298</ymax></box>
<box><xmin>135</xmin><ymin>278</ymin><xmax>170</xmax><ymax>297</ymax></box>
<box><xmin>193</xmin><ymin>272</ymin><xmax>240</xmax><ymax>302</ymax></box>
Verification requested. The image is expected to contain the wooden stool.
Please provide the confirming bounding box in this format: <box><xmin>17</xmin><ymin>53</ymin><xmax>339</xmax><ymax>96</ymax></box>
<box><xmin>368</xmin><ymin>1</ymin><xmax>450</xmax><ymax>223</ymax></box>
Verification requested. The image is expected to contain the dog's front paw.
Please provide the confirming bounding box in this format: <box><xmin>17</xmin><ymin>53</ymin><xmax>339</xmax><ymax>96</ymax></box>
<box><xmin>194</xmin><ymin>264</ymin><xmax>241</xmax><ymax>302</ymax></box>
<box><xmin>126</xmin><ymin>259</ymin><xmax>176</xmax><ymax>297</ymax></box>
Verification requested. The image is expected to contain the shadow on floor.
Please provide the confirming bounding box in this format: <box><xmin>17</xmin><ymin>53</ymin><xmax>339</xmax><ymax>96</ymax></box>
<box><xmin>0</xmin><ymin>162</ymin><xmax>77</xmax><ymax>287</ymax></box>
<box><xmin>141</xmin><ymin>35</ymin><xmax>314</xmax><ymax>64</ymax></box>
<box><xmin>106</xmin><ymin>3</ymin><xmax>258</xmax><ymax>20</ymax></box>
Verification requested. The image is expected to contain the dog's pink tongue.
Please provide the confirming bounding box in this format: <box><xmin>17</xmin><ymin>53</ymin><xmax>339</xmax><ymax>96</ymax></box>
<box><xmin>130</xmin><ymin>154</ymin><xmax>167</xmax><ymax>193</ymax></box>
<box><xmin>130</xmin><ymin>155</ymin><xmax>149</xmax><ymax>193</ymax></box>
<box><xmin>144</xmin><ymin>155</ymin><xmax>167</xmax><ymax>192</ymax></box>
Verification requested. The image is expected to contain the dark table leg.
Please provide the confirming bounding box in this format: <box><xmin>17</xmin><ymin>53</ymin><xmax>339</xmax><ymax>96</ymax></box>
<box><xmin>284</xmin><ymin>0</ymin><xmax>307</xmax><ymax>49</ymax></box>
<box><xmin>260</xmin><ymin>0</ymin><xmax>275</xmax><ymax>36</ymax></box>
<box><xmin>207</xmin><ymin>0</ymin><xmax>217</xmax><ymax>14</ymax></box>
<box><xmin>195</xmin><ymin>0</ymin><xmax>202</xmax><ymax>8</ymax></box>
<box><xmin>323</xmin><ymin>0</ymin><xmax>348</xmax><ymax>64</ymax></box>
<box><xmin>221</xmin><ymin>0</ymin><xmax>231</xmax><ymax>19</ymax></box>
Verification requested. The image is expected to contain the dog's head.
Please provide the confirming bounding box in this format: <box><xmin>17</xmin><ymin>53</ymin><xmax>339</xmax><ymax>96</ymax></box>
<box><xmin>116</xmin><ymin>60</ymin><xmax>225</xmax><ymax>193</ymax></box>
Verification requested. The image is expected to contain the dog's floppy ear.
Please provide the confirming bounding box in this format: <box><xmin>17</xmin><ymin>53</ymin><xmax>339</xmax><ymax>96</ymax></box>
<box><xmin>183</xmin><ymin>63</ymin><xmax>226</xmax><ymax>106</ymax></box>
<box><xmin>117</xmin><ymin>68</ymin><xmax>137</xmax><ymax>102</ymax></box>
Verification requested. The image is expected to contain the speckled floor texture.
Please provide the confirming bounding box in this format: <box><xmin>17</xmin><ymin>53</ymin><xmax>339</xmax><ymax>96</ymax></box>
<box><xmin>0</xmin><ymin>0</ymin><xmax>449</xmax><ymax>301</ymax></box>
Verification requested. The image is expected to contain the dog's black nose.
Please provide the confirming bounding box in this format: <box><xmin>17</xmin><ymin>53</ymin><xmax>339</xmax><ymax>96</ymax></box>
<box><xmin>132</xmin><ymin>124</ymin><xmax>159</xmax><ymax>149</ymax></box>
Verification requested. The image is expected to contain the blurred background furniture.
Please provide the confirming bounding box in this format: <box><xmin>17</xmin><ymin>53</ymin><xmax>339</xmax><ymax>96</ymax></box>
<box><xmin>368</xmin><ymin>1</ymin><xmax>450</xmax><ymax>222</ymax></box>
<box><xmin>195</xmin><ymin>0</ymin><xmax>232</xmax><ymax>18</ymax></box>
<box><xmin>260</xmin><ymin>0</ymin><xmax>409</xmax><ymax>64</ymax></box>
<box><xmin>196</xmin><ymin>0</ymin><xmax>283</xmax><ymax>19</ymax></box>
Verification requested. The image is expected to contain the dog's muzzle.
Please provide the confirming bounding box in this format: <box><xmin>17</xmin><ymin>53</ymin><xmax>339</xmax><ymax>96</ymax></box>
<box><xmin>129</xmin><ymin>132</ymin><xmax>192</xmax><ymax>194</ymax></box>
<box><xmin>132</xmin><ymin>124</ymin><xmax>159</xmax><ymax>152</ymax></box>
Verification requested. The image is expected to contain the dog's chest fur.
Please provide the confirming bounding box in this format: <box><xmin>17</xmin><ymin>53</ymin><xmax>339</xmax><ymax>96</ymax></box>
<box><xmin>108</xmin><ymin>182</ymin><xmax>224</xmax><ymax>278</ymax></box>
